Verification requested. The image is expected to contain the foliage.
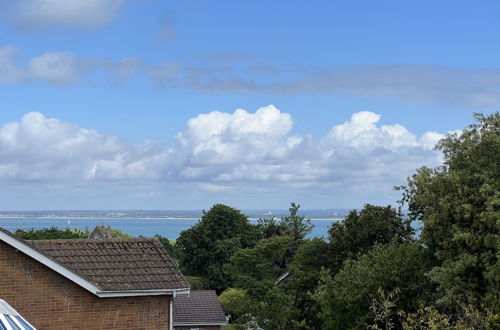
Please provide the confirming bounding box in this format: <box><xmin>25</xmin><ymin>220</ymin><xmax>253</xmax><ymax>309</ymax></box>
<box><xmin>256</xmin><ymin>202</ymin><xmax>313</xmax><ymax>240</ymax></box>
<box><xmin>153</xmin><ymin>234</ymin><xmax>179</xmax><ymax>259</ymax></box>
<box><xmin>110</xmin><ymin>228</ymin><xmax>133</xmax><ymax>238</ymax></box>
<box><xmin>14</xmin><ymin>227</ymin><xmax>86</xmax><ymax>240</ymax></box>
<box><xmin>399</xmin><ymin>112</ymin><xmax>500</xmax><ymax>311</ymax></box>
<box><xmin>227</xmin><ymin>235</ymin><xmax>293</xmax><ymax>296</ymax></box>
<box><xmin>315</xmin><ymin>242</ymin><xmax>433</xmax><ymax>329</ymax></box>
<box><xmin>219</xmin><ymin>288</ymin><xmax>253</xmax><ymax>325</ymax></box>
<box><xmin>327</xmin><ymin>204</ymin><xmax>414</xmax><ymax>273</ymax></box>
<box><xmin>175</xmin><ymin>204</ymin><xmax>260</xmax><ymax>292</ymax></box>
<box><xmin>287</xmin><ymin>237</ymin><xmax>330</xmax><ymax>329</ymax></box>
<box><xmin>368</xmin><ymin>290</ymin><xmax>500</xmax><ymax>330</ymax></box>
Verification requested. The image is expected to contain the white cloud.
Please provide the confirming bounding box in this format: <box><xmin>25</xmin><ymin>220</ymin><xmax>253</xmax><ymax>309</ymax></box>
<box><xmin>29</xmin><ymin>52</ymin><xmax>82</xmax><ymax>86</ymax></box>
<box><xmin>3</xmin><ymin>0</ymin><xmax>125</xmax><ymax>30</ymax></box>
<box><xmin>0</xmin><ymin>112</ymin><xmax>170</xmax><ymax>182</ymax></box>
<box><xmin>0</xmin><ymin>45</ymin><xmax>26</xmax><ymax>84</ymax></box>
<box><xmin>0</xmin><ymin>107</ymin><xmax>448</xmax><ymax>208</ymax></box>
<box><xmin>0</xmin><ymin>45</ymin><xmax>141</xmax><ymax>87</ymax></box>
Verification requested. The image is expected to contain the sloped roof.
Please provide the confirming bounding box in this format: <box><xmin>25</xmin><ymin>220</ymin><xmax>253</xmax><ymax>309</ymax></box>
<box><xmin>0</xmin><ymin>227</ymin><xmax>189</xmax><ymax>296</ymax></box>
<box><xmin>28</xmin><ymin>238</ymin><xmax>189</xmax><ymax>291</ymax></box>
<box><xmin>173</xmin><ymin>290</ymin><xmax>227</xmax><ymax>326</ymax></box>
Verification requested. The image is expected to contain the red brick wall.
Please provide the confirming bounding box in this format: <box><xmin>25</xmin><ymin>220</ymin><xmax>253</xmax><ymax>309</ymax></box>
<box><xmin>0</xmin><ymin>241</ymin><xmax>170</xmax><ymax>330</ymax></box>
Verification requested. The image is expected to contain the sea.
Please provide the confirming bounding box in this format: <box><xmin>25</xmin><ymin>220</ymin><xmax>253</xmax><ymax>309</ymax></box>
<box><xmin>0</xmin><ymin>217</ymin><xmax>339</xmax><ymax>239</ymax></box>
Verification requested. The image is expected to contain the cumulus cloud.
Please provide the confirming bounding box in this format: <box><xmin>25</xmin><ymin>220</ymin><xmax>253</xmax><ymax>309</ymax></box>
<box><xmin>1</xmin><ymin>0</ymin><xmax>125</xmax><ymax>30</ymax></box>
<box><xmin>0</xmin><ymin>107</ymin><xmax>445</xmax><ymax>188</ymax></box>
<box><xmin>0</xmin><ymin>112</ymin><xmax>171</xmax><ymax>182</ymax></box>
<box><xmin>0</xmin><ymin>107</ymin><xmax>449</xmax><ymax>207</ymax></box>
<box><xmin>173</xmin><ymin>107</ymin><xmax>443</xmax><ymax>189</ymax></box>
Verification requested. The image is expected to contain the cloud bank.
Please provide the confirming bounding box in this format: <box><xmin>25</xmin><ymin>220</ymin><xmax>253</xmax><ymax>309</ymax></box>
<box><xmin>0</xmin><ymin>107</ymin><xmax>445</xmax><ymax>207</ymax></box>
<box><xmin>2</xmin><ymin>45</ymin><xmax>500</xmax><ymax>108</ymax></box>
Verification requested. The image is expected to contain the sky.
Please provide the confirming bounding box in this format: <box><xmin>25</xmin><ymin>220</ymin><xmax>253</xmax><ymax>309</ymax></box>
<box><xmin>0</xmin><ymin>0</ymin><xmax>498</xmax><ymax>210</ymax></box>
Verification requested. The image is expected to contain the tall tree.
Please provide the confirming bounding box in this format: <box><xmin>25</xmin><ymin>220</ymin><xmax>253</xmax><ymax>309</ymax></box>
<box><xmin>316</xmin><ymin>242</ymin><xmax>433</xmax><ymax>330</ymax></box>
<box><xmin>175</xmin><ymin>204</ymin><xmax>260</xmax><ymax>292</ymax></box>
<box><xmin>401</xmin><ymin>112</ymin><xmax>500</xmax><ymax>311</ymax></box>
<box><xmin>327</xmin><ymin>204</ymin><xmax>414</xmax><ymax>273</ymax></box>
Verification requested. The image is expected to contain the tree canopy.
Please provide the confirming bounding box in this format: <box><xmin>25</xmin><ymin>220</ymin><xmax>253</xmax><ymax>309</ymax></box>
<box><xmin>401</xmin><ymin>112</ymin><xmax>500</xmax><ymax>311</ymax></box>
<box><xmin>327</xmin><ymin>204</ymin><xmax>414</xmax><ymax>273</ymax></box>
<box><xmin>175</xmin><ymin>203</ymin><xmax>260</xmax><ymax>292</ymax></box>
<box><xmin>14</xmin><ymin>227</ymin><xmax>86</xmax><ymax>240</ymax></box>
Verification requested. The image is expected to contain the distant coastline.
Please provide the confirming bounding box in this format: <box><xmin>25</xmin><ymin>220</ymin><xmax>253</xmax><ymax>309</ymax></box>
<box><xmin>0</xmin><ymin>209</ymin><xmax>350</xmax><ymax>220</ymax></box>
<box><xmin>0</xmin><ymin>215</ymin><xmax>344</xmax><ymax>221</ymax></box>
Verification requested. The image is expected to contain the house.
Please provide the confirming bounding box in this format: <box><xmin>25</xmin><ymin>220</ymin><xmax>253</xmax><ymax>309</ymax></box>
<box><xmin>173</xmin><ymin>290</ymin><xmax>227</xmax><ymax>330</ymax></box>
<box><xmin>85</xmin><ymin>224</ymin><xmax>112</xmax><ymax>239</ymax></box>
<box><xmin>0</xmin><ymin>298</ymin><xmax>36</xmax><ymax>329</ymax></box>
<box><xmin>0</xmin><ymin>227</ymin><xmax>190</xmax><ymax>329</ymax></box>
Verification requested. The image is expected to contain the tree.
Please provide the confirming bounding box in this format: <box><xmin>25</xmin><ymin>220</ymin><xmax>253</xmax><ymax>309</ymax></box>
<box><xmin>175</xmin><ymin>204</ymin><xmax>260</xmax><ymax>292</ymax></box>
<box><xmin>256</xmin><ymin>202</ymin><xmax>313</xmax><ymax>240</ymax></box>
<box><xmin>225</xmin><ymin>236</ymin><xmax>296</xmax><ymax>329</ymax></box>
<box><xmin>400</xmin><ymin>112</ymin><xmax>500</xmax><ymax>311</ymax></box>
<box><xmin>287</xmin><ymin>238</ymin><xmax>330</xmax><ymax>329</ymax></box>
<box><xmin>14</xmin><ymin>227</ymin><xmax>86</xmax><ymax>240</ymax></box>
<box><xmin>154</xmin><ymin>235</ymin><xmax>179</xmax><ymax>260</ymax></box>
<box><xmin>327</xmin><ymin>204</ymin><xmax>414</xmax><ymax>273</ymax></box>
<box><xmin>315</xmin><ymin>242</ymin><xmax>433</xmax><ymax>330</ymax></box>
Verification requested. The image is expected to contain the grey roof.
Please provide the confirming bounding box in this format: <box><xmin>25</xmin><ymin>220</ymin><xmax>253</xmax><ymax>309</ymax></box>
<box><xmin>26</xmin><ymin>238</ymin><xmax>190</xmax><ymax>291</ymax></box>
<box><xmin>173</xmin><ymin>290</ymin><xmax>227</xmax><ymax>326</ymax></box>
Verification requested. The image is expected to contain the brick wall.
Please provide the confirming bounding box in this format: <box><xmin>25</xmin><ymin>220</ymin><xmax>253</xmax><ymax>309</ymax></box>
<box><xmin>0</xmin><ymin>241</ymin><xmax>170</xmax><ymax>330</ymax></box>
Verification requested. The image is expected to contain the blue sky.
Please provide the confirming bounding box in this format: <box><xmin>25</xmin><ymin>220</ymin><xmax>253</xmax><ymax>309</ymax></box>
<box><xmin>0</xmin><ymin>0</ymin><xmax>498</xmax><ymax>210</ymax></box>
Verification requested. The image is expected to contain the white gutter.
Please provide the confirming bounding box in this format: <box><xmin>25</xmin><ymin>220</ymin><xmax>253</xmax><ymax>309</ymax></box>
<box><xmin>0</xmin><ymin>230</ymin><xmax>190</xmax><ymax>299</ymax></box>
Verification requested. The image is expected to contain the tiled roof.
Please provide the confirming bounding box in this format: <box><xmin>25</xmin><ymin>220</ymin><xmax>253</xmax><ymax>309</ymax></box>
<box><xmin>27</xmin><ymin>238</ymin><xmax>190</xmax><ymax>291</ymax></box>
<box><xmin>173</xmin><ymin>290</ymin><xmax>227</xmax><ymax>325</ymax></box>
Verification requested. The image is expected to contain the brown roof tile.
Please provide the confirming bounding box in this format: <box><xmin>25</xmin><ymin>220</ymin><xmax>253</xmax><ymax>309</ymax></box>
<box><xmin>27</xmin><ymin>238</ymin><xmax>190</xmax><ymax>291</ymax></box>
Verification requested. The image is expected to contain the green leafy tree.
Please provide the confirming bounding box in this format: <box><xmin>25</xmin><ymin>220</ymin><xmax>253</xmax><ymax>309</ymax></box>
<box><xmin>256</xmin><ymin>202</ymin><xmax>313</xmax><ymax>240</ymax></box>
<box><xmin>327</xmin><ymin>204</ymin><xmax>414</xmax><ymax>273</ymax></box>
<box><xmin>315</xmin><ymin>242</ymin><xmax>433</xmax><ymax>330</ymax></box>
<box><xmin>154</xmin><ymin>234</ymin><xmax>179</xmax><ymax>260</ymax></box>
<box><xmin>175</xmin><ymin>204</ymin><xmax>260</xmax><ymax>292</ymax></box>
<box><xmin>287</xmin><ymin>238</ymin><xmax>330</xmax><ymax>329</ymax></box>
<box><xmin>400</xmin><ymin>112</ymin><xmax>500</xmax><ymax>311</ymax></box>
<box><xmin>225</xmin><ymin>236</ymin><xmax>295</xmax><ymax>329</ymax></box>
<box><xmin>219</xmin><ymin>288</ymin><xmax>252</xmax><ymax>325</ymax></box>
<box><xmin>14</xmin><ymin>227</ymin><xmax>86</xmax><ymax>240</ymax></box>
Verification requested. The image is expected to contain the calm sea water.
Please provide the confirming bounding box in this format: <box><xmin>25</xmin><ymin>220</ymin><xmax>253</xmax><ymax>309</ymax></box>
<box><xmin>0</xmin><ymin>217</ymin><xmax>338</xmax><ymax>239</ymax></box>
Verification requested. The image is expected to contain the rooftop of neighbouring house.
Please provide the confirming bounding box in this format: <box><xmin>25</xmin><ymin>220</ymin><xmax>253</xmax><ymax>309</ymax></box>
<box><xmin>173</xmin><ymin>290</ymin><xmax>227</xmax><ymax>327</ymax></box>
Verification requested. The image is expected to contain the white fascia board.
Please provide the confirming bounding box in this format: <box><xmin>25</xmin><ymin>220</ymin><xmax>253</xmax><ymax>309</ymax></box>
<box><xmin>0</xmin><ymin>231</ymin><xmax>191</xmax><ymax>298</ymax></box>
<box><xmin>173</xmin><ymin>322</ymin><xmax>228</xmax><ymax>326</ymax></box>
<box><xmin>96</xmin><ymin>288</ymin><xmax>190</xmax><ymax>298</ymax></box>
